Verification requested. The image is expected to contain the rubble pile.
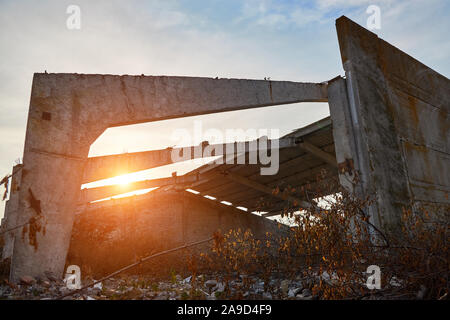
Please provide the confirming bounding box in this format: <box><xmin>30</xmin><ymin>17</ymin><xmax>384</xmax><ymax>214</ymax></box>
<box><xmin>0</xmin><ymin>272</ymin><xmax>319</xmax><ymax>300</ymax></box>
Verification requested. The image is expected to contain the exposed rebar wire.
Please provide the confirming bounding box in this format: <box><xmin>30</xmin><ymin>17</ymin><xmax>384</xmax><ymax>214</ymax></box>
<box><xmin>0</xmin><ymin>174</ymin><xmax>11</xmax><ymax>201</ymax></box>
<box><xmin>0</xmin><ymin>216</ymin><xmax>44</xmax><ymax>237</ymax></box>
<box><xmin>1</xmin><ymin>165</ymin><xmax>23</xmax><ymax>202</ymax></box>
<box><xmin>56</xmin><ymin>237</ymin><xmax>213</xmax><ymax>300</ymax></box>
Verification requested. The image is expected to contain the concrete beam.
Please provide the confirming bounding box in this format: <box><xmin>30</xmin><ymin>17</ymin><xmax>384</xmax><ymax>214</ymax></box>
<box><xmin>286</xmin><ymin>117</ymin><xmax>332</xmax><ymax>139</ymax></box>
<box><xmin>297</xmin><ymin>141</ymin><xmax>337</xmax><ymax>168</ymax></box>
<box><xmin>224</xmin><ymin>163</ymin><xmax>334</xmax><ymax>206</ymax></box>
<box><xmin>222</xmin><ymin>171</ymin><xmax>312</xmax><ymax>209</ymax></box>
<box><xmin>83</xmin><ymin>137</ymin><xmax>299</xmax><ymax>184</ymax></box>
<box><xmin>261</xmin><ymin>210</ymin><xmax>288</xmax><ymax>218</ymax></box>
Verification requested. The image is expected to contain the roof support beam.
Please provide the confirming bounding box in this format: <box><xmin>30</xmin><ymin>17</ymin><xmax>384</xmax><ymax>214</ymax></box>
<box><xmin>249</xmin><ymin>199</ymin><xmax>292</xmax><ymax>215</ymax></box>
<box><xmin>261</xmin><ymin>210</ymin><xmax>290</xmax><ymax>218</ymax></box>
<box><xmin>297</xmin><ymin>140</ymin><xmax>338</xmax><ymax>168</ymax></box>
<box><xmin>221</xmin><ymin>162</ymin><xmax>334</xmax><ymax>206</ymax></box>
<box><xmin>222</xmin><ymin>171</ymin><xmax>312</xmax><ymax>209</ymax></box>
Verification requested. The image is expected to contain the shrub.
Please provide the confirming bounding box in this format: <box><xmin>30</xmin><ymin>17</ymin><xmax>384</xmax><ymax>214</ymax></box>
<box><xmin>200</xmin><ymin>170</ymin><xmax>449</xmax><ymax>300</ymax></box>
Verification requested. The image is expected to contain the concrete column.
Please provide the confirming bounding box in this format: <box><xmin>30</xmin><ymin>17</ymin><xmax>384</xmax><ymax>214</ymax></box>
<box><xmin>328</xmin><ymin>77</ymin><xmax>383</xmax><ymax>230</ymax></box>
<box><xmin>10</xmin><ymin>153</ymin><xmax>87</xmax><ymax>281</ymax></box>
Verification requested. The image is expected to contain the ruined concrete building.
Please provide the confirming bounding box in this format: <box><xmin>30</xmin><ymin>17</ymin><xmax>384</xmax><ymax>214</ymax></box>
<box><xmin>1</xmin><ymin>17</ymin><xmax>449</xmax><ymax>281</ymax></box>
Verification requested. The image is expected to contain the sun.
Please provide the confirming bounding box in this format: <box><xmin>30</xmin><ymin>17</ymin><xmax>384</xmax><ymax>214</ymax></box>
<box><xmin>111</xmin><ymin>174</ymin><xmax>133</xmax><ymax>186</ymax></box>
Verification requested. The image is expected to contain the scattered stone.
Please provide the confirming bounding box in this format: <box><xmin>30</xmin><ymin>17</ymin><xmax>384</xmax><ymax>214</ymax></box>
<box><xmin>0</xmin><ymin>271</ymin><xmax>410</xmax><ymax>300</ymax></box>
<box><xmin>154</xmin><ymin>292</ymin><xmax>169</xmax><ymax>300</ymax></box>
<box><xmin>301</xmin><ymin>288</ymin><xmax>311</xmax><ymax>297</ymax></box>
<box><xmin>206</xmin><ymin>293</ymin><xmax>217</xmax><ymax>300</ymax></box>
<box><xmin>321</xmin><ymin>271</ymin><xmax>331</xmax><ymax>282</ymax></box>
<box><xmin>59</xmin><ymin>287</ymin><xmax>70</xmax><ymax>295</ymax></box>
<box><xmin>183</xmin><ymin>276</ymin><xmax>191</xmax><ymax>284</ymax></box>
<box><xmin>390</xmin><ymin>276</ymin><xmax>402</xmax><ymax>287</ymax></box>
<box><xmin>416</xmin><ymin>285</ymin><xmax>427</xmax><ymax>300</ymax></box>
<box><xmin>88</xmin><ymin>287</ymin><xmax>101</xmax><ymax>296</ymax></box>
<box><xmin>44</xmin><ymin>271</ymin><xmax>59</xmax><ymax>282</ymax></box>
<box><xmin>20</xmin><ymin>275</ymin><xmax>36</xmax><ymax>285</ymax></box>
<box><xmin>321</xmin><ymin>271</ymin><xmax>338</xmax><ymax>285</ymax></box>
<box><xmin>214</xmin><ymin>282</ymin><xmax>225</xmax><ymax>293</ymax></box>
<box><xmin>262</xmin><ymin>292</ymin><xmax>272</xmax><ymax>300</ymax></box>
<box><xmin>288</xmin><ymin>287</ymin><xmax>302</xmax><ymax>298</ymax></box>
<box><xmin>205</xmin><ymin>279</ymin><xmax>217</xmax><ymax>288</ymax></box>
<box><xmin>94</xmin><ymin>282</ymin><xmax>102</xmax><ymax>289</ymax></box>
<box><xmin>280</xmin><ymin>280</ymin><xmax>290</xmax><ymax>296</ymax></box>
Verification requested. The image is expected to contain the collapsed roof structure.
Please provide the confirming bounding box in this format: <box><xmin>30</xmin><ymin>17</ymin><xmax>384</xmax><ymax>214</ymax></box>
<box><xmin>1</xmin><ymin>16</ymin><xmax>449</xmax><ymax>282</ymax></box>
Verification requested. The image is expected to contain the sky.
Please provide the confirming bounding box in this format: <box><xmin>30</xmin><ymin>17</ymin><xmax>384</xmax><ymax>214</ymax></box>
<box><xmin>0</xmin><ymin>0</ymin><xmax>449</xmax><ymax>219</ymax></box>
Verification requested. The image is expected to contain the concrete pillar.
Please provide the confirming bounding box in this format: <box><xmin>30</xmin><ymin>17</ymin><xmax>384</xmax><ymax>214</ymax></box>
<box><xmin>328</xmin><ymin>77</ymin><xmax>382</xmax><ymax>230</ymax></box>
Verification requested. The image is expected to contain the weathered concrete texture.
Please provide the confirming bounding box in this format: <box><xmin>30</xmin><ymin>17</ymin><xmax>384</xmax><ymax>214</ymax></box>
<box><xmin>10</xmin><ymin>75</ymin><xmax>326</xmax><ymax>282</ymax></box>
<box><xmin>333</xmin><ymin>17</ymin><xmax>450</xmax><ymax>233</ymax></box>
<box><xmin>327</xmin><ymin>77</ymin><xmax>371</xmax><ymax>217</ymax></box>
<box><xmin>67</xmin><ymin>190</ymin><xmax>288</xmax><ymax>277</ymax></box>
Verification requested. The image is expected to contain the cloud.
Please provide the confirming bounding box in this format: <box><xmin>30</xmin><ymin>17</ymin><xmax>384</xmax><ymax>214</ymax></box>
<box><xmin>255</xmin><ymin>13</ymin><xmax>287</xmax><ymax>27</ymax></box>
<box><xmin>234</xmin><ymin>0</ymin><xmax>347</xmax><ymax>30</ymax></box>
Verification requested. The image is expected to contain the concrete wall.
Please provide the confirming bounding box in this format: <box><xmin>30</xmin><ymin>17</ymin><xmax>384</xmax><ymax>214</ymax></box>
<box><xmin>329</xmin><ymin>17</ymin><xmax>450</xmax><ymax>233</ymax></box>
<box><xmin>67</xmin><ymin>190</ymin><xmax>288</xmax><ymax>277</ymax></box>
